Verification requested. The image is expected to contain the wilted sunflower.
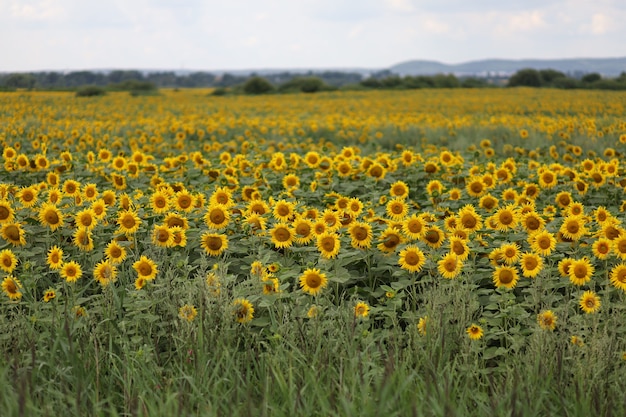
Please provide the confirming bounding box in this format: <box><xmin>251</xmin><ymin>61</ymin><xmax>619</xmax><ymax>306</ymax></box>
<box><xmin>537</xmin><ymin>310</ymin><xmax>557</xmax><ymax>331</ymax></box>
<box><xmin>179</xmin><ymin>304</ymin><xmax>198</xmax><ymax>322</ymax></box>
<box><xmin>317</xmin><ymin>232</ymin><xmax>341</xmax><ymax>259</ymax></box>
<box><xmin>200</xmin><ymin>232</ymin><xmax>229</xmax><ymax>256</ymax></box>
<box><xmin>0</xmin><ymin>249</ymin><xmax>18</xmax><ymax>273</ymax></box>
<box><xmin>437</xmin><ymin>252</ymin><xmax>463</xmax><ymax>279</ymax></box>
<box><xmin>60</xmin><ymin>261</ymin><xmax>83</xmax><ymax>283</ymax></box>
<box><xmin>354</xmin><ymin>301</ymin><xmax>370</xmax><ymax>318</ymax></box>
<box><xmin>73</xmin><ymin>228</ymin><xmax>94</xmax><ymax>251</ymax></box>
<box><xmin>2</xmin><ymin>276</ymin><xmax>22</xmax><ymax>300</ymax></box>
<box><xmin>93</xmin><ymin>260</ymin><xmax>118</xmax><ymax>286</ymax></box>
<box><xmin>1</xmin><ymin>222</ymin><xmax>26</xmax><ymax>246</ymax></box>
<box><xmin>609</xmin><ymin>264</ymin><xmax>626</xmax><ymax>292</ymax></box>
<box><xmin>233</xmin><ymin>298</ymin><xmax>254</xmax><ymax>323</ymax></box>
<box><xmin>133</xmin><ymin>255</ymin><xmax>158</xmax><ymax>281</ymax></box>
<box><xmin>43</xmin><ymin>288</ymin><xmax>56</xmax><ymax>302</ymax></box>
<box><xmin>493</xmin><ymin>265</ymin><xmax>519</xmax><ymax>289</ymax></box>
<box><xmin>579</xmin><ymin>290</ymin><xmax>601</xmax><ymax>314</ymax></box>
<box><xmin>398</xmin><ymin>245</ymin><xmax>426</xmax><ymax>273</ymax></box>
<box><xmin>349</xmin><ymin>221</ymin><xmax>373</xmax><ymax>249</ymax></box>
<box><xmin>568</xmin><ymin>258</ymin><xmax>594</xmax><ymax>286</ymax></box>
<box><xmin>466</xmin><ymin>324</ymin><xmax>484</xmax><ymax>340</ymax></box>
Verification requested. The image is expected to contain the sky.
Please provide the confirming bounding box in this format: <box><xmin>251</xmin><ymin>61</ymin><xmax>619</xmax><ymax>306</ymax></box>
<box><xmin>1</xmin><ymin>0</ymin><xmax>625</xmax><ymax>72</ymax></box>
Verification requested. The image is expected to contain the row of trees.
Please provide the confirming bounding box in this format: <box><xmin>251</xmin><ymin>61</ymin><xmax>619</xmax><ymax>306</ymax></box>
<box><xmin>2</xmin><ymin>68</ymin><xmax>625</xmax><ymax>94</ymax></box>
<box><xmin>508</xmin><ymin>68</ymin><xmax>626</xmax><ymax>90</ymax></box>
<box><xmin>0</xmin><ymin>70</ymin><xmax>364</xmax><ymax>91</ymax></box>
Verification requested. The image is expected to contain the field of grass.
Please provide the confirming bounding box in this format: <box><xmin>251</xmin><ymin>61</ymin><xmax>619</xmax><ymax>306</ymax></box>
<box><xmin>1</xmin><ymin>88</ymin><xmax>626</xmax><ymax>416</ymax></box>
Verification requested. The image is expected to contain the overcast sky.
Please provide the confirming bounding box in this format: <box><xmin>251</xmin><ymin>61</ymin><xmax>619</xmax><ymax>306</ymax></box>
<box><xmin>1</xmin><ymin>0</ymin><xmax>625</xmax><ymax>72</ymax></box>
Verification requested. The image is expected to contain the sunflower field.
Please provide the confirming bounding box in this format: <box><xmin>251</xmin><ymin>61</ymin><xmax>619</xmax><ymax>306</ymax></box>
<box><xmin>1</xmin><ymin>88</ymin><xmax>626</xmax><ymax>416</ymax></box>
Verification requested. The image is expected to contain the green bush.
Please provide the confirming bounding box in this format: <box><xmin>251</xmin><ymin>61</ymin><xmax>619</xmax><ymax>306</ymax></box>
<box><xmin>75</xmin><ymin>85</ymin><xmax>107</xmax><ymax>97</ymax></box>
<box><xmin>243</xmin><ymin>77</ymin><xmax>274</xmax><ymax>95</ymax></box>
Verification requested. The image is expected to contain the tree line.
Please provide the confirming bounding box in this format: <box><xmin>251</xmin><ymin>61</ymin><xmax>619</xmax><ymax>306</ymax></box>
<box><xmin>2</xmin><ymin>68</ymin><xmax>625</xmax><ymax>94</ymax></box>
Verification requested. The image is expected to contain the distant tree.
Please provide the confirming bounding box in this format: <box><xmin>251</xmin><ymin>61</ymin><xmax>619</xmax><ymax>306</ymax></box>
<box><xmin>76</xmin><ymin>85</ymin><xmax>107</xmax><ymax>97</ymax></box>
<box><xmin>279</xmin><ymin>77</ymin><xmax>328</xmax><ymax>93</ymax></box>
<box><xmin>552</xmin><ymin>77</ymin><xmax>580</xmax><ymax>89</ymax></box>
<box><xmin>432</xmin><ymin>73</ymin><xmax>460</xmax><ymax>88</ymax></box>
<box><xmin>539</xmin><ymin>69</ymin><xmax>566</xmax><ymax>85</ymax></box>
<box><xmin>461</xmin><ymin>77</ymin><xmax>489</xmax><ymax>88</ymax></box>
<box><xmin>242</xmin><ymin>76</ymin><xmax>274</xmax><ymax>94</ymax></box>
<box><xmin>508</xmin><ymin>69</ymin><xmax>542</xmax><ymax>87</ymax></box>
<box><xmin>3</xmin><ymin>73</ymin><xmax>36</xmax><ymax>89</ymax></box>
<box><xmin>581</xmin><ymin>73</ymin><xmax>602</xmax><ymax>83</ymax></box>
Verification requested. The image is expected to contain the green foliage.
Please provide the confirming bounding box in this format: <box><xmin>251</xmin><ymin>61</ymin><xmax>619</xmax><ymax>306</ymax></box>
<box><xmin>278</xmin><ymin>77</ymin><xmax>331</xmax><ymax>93</ymax></box>
<box><xmin>581</xmin><ymin>72</ymin><xmax>602</xmax><ymax>83</ymax></box>
<box><xmin>243</xmin><ymin>76</ymin><xmax>275</xmax><ymax>95</ymax></box>
<box><xmin>2</xmin><ymin>73</ymin><xmax>36</xmax><ymax>89</ymax></box>
<box><xmin>75</xmin><ymin>85</ymin><xmax>107</xmax><ymax>97</ymax></box>
<box><xmin>508</xmin><ymin>68</ymin><xmax>542</xmax><ymax>87</ymax></box>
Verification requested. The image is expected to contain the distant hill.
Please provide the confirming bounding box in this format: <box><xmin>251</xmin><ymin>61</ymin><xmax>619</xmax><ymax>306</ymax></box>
<box><xmin>390</xmin><ymin>57</ymin><xmax>626</xmax><ymax>77</ymax></box>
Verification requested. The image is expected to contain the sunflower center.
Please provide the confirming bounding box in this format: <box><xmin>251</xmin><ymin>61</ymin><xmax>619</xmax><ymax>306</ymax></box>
<box><xmin>461</xmin><ymin>214</ymin><xmax>476</xmax><ymax>229</ymax></box>
<box><xmin>566</xmin><ymin>222</ymin><xmax>579</xmax><ymax>234</ymax></box>
<box><xmin>122</xmin><ymin>216</ymin><xmax>136</xmax><ymax>229</ymax></box>
<box><xmin>499</xmin><ymin>269</ymin><xmax>514</xmax><ymax>284</ymax></box>
<box><xmin>138</xmin><ymin>263</ymin><xmax>153</xmax><ymax>276</ymax></box>
<box><xmin>443</xmin><ymin>259</ymin><xmax>457</xmax><ymax>272</ymax></box>
<box><xmin>321</xmin><ymin>237</ymin><xmax>336</xmax><ymax>251</ymax></box>
<box><xmin>277</xmin><ymin>205</ymin><xmax>290</xmax><ymax>216</ymax></box>
<box><xmin>384</xmin><ymin>234</ymin><xmax>401</xmax><ymax>248</ymax></box>
<box><xmin>407</xmin><ymin>220</ymin><xmax>423</xmax><ymax>233</ymax></box>
<box><xmin>0</xmin><ymin>207</ymin><xmax>10</xmax><ymax>220</ymax></box>
<box><xmin>306</xmin><ymin>274</ymin><xmax>321</xmax><ymax>289</ymax></box>
<box><xmin>207</xmin><ymin>236</ymin><xmax>223</xmax><ymax>250</ymax></box>
<box><xmin>155</xmin><ymin>197</ymin><xmax>167</xmax><ymax>208</ymax></box>
<box><xmin>274</xmin><ymin>227</ymin><xmax>291</xmax><ymax>242</ymax></box>
<box><xmin>296</xmin><ymin>223</ymin><xmax>311</xmax><ymax>237</ymax></box>
<box><xmin>45</xmin><ymin>210</ymin><xmax>59</xmax><ymax>224</ymax></box>
<box><xmin>391</xmin><ymin>203</ymin><xmax>404</xmax><ymax>215</ymax></box>
<box><xmin>4</xmin><ymin>225</ymin><xmax>20</xmax><ymax>241</ymax></box>
<box><xmin>499</xmin><ymin>212</ymin><xmax>513</xmax><ymax>225</ymax></box>
<box><xmin>573</xmin><ymin>265</ymin><xmax>587</xmax><ymax>279</ymax></box>
<box><xmin>352</xmin><ymin>226</ymin><xmax>368</xmax><ymax>241</ymax></box>
<box><xmin>452</xmin><ymin>242</ymin><xmax>465</xmax><ymax>256</ymax></box>
<box><xmin>617</xmin><ymin>270</ymin><xmax>626</xmax><ymax>283</ymax></box>
<box><xmin>524</xmin><ymin>257</ymin><xmax>538</xmax><ymax>270</ymax></box>
<box><xmin>617</xmin><ymin>240</ymin><xmax>626</xmax><ymax>254</ymax></box>
<box><xmin>178</xmin><ymin>196</ymin><xmax>192</xmax><ymax>209</ymax></box>
<box><xmin>157</xmin><ymin>230</ymin><xmax>169</xmax><ymax>242</ymax></box>
<box><xmin>525</xmin><ymin>217</ymin><xmax>540</xmax><ymax>230</ymax></box>
<box><xmin>470</xmin><ymin>182</ymin><xmax>483</xmax><ymax>193</ymax></box>
<box><xmin>80</xmin><ymin>215</ymin><xmax>93</xmax><ymax>227</ymax></box>
<box><xmin>424</xmin><ymin>230</ymin><xmax>440</xmax><ymax>244</ymax></box>
<box><xmin>405</xmin><ymin>251</ymin><xmax>421</xmax><ymax>266</ymax></box>
<box><xmin>210</xmin><ymin>209</ymin><xmax>225</xmax><ymax>224</ymax></box>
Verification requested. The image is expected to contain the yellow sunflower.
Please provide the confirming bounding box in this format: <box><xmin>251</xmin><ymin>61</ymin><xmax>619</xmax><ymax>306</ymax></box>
<box><xmin>491</xmin><ymin>205</ymin><xmax>519</xmax><ymax>231</ymax></box>
<box><xmin>466</xmin><ymin>324</ymin><xmax>484</xmax><ymax>340</ymax></box>
<box><xmin>512</xmin><ymin>248</ymin><xmax>539</xmax><ymax>275</ymax></box>
<box><xmin>1</xmin><ymin>276</ymin><xmax>22</xmax><ymax>301</ymax></box>
<box><xmin>173</xmin><ymin>190</ymin><xmax>194</xmax><ymax>212</ymax></box>
<box><xmin>273</xmin><ymin>199</ymin><xmax>296</xmax><ymax>222</ymax></box>
<box><xmin>500</xmin><ymin>243</ymin><xmax>521</xmax><ymax>265</ymax></box>
<box><xmin>0</xmin><ymin>249</ymin><xmax>18</xmax><ymax>273</ymax></box>
<box><xmin>354</xmin><ymin>301</ymin><xmax>370</xmax><ymax>318</ymax></box>
<box><xmin>349</xmin><ymin>221</ymin><xmax>373</xmax><ymax>249</ymax></box>
<box><xmin>149</xmin><ymin>190</ymin><xmax>170</xmax><ymax>214</ymax></box>
<box><xmin>568</xmin><ymin>258</ymin><xmax>594</xmax><ymax>286</ymax></box>
<box><xmin>200</xmin><ymin>232</ymin><xmax>229</xmax><ymax>256</ymax></box>
<box><xmin>43</xmin><ymin>288</ymin><xmax>56</xmax><ymax>302</ymax></box>
<box><xmin>60</xmin><ymin>261</ymin><xmax>83</xmax><ymax>283</ymax></box>
<box><xmin>457</xmin><ymin>204</ymin><xmax>482</xmax><ymax>232</ymax></box>
<box><xmin>204</xmin><ymin>204</ymin><xmax>230</xmax><ymax>230</ymax></box>
<box><xmin>448</xmin><ymin>236</ymin><xmax>470</xmax><ymax>261</ymax></box>
<box><xmin>1</xmin><ymin>222</ymin><xmax>26</xmax><ymax>246</ymax></box>
<box><xmin>75</xmin><ymin>208</ymin><xmax>97</xmax><ymax>231</ymax></box>
<box><xmin>579</xmin><ymin>290</ymin><xmax>601</xmax><ymax>314</ymax></box>
<box><xmin>493</xmin><ymin>265</ymin><xmax>519</xmax><ymax>289</ymax></box>
<box><xmin>317</xmin><ymin>232</ymin><xmax>341</xmax><ymax>259</ymax></box>
<box><xmin>437</xmin><ymin>252</ymin><xmax>463</xmax><ymax>279</ymax></box>
<box><xmin>537</xmin><ymin>310</ymin><xmax>557</xmax><ymax>331</ymax></box>
<box><xmin>613</xmin><ymin>236</ymin><xmax>626</xmax><ymax>260</ymax></box>
<box><xmin>117</xmin><ymin>209</ymin><xmax>141</xmax><ymax>234</ymax></box>
<box><xmin>529</xmin><ymin>230</ymin><xmax>556</xmax><ymax>256</ymax></box>
<box><xmin>421</xmin><ymin>225</ymin><xmax>445</xmax><ymax>249</ymax></box>
<box><xmin>385</xmin><ymin>198</ymin><xmax>409</xmax><ymax>221</ymax></box>
<box><xmin>402</xmin><ymin>214</ymin><xmax>426</xmax><ymax>240</ymax></box>
<box><xmin>270</xmin><ymin>223</ymin><xmax>294</xmax><ymax>249</ymax></box>
<box><xmin>609</xmin><ymin>264</ymin><xmax>626</xmax><ymax>292</ymax></box>
<box><xmin>378</xmin><ymin>228</ymin><xmax>404</xmax><ymax>253</ymax></box>
<box><xmin>389</xmin><ymin>181</ymin><xmax>409</xmax><ymax>199</ymax></box>
<box><xmin>73</xmin><ymin>228</ymin><xmax>94</xmax><ymax>252</ymax></box>
<box><xmin>233</xmin><ymin>298</ymin><xmax>254</xmax><ymax>323</ymax></box>
<box><xmin>591</xmin><ymin>238</ymin><xmax>612</xmax><ymax>260</ymax></box>
<box><xmin>93</xmin><ymin>260</ymin><xmax>118</xmax><ymax>286</ymax></box>
<box><xmin>299</xmin><ymin>268</ymin><xmax>328</xmax><ymax>296</ymax></box>
<box><xmin>151</xmin><ymin>224</ymin><xmax>175</xmax><ymax>248</ymax></box>
<box><xmin>132</xmin><ymin>255</ymin><xmax>158</xmax><ymax>281</ymax></box>
<box><xmin>398</xmin><ymin>245</ymin><xmax>426</xmax><ymax>273</ymax></box>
